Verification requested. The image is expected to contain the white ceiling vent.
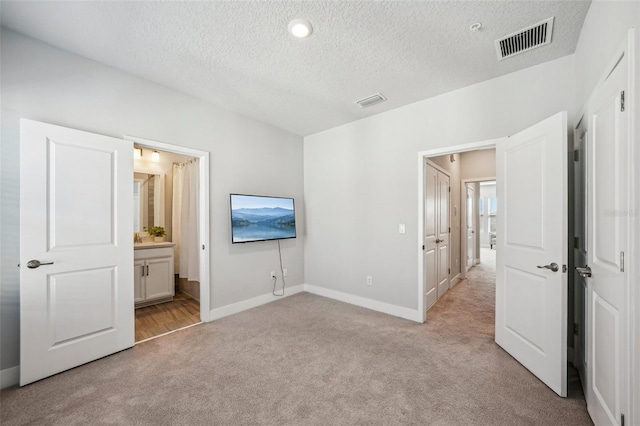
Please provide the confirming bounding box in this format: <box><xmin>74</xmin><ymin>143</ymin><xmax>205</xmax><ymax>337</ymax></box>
<box><xmin>355</xmin><ymin>93</ymin><xmax>387</xmax><ymax>108</ymax></box>
<box><xmin>495</xmin><ymin>17</ymin><xmax>554</xmax><ymax>61</ymax></box>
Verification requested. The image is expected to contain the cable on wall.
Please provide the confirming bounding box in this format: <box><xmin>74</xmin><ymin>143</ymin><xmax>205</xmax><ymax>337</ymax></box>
<box><xmin>272</xmin><ymin>239</ymin><xmax>286</xmax><ymax>296</ymax></box>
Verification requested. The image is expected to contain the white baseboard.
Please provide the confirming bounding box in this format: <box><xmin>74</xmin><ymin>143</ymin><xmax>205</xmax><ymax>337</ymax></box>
<box><xmin>209</xmin><ymin>284</ymin><xmax>305</xmax><ymax>321</ymax></box>
<box><xmin>450</xmin><ymin>273</ymin><xmax>463</xmax><ymax>288</ymax></box>
<box><xmin>304</xmin><ymin>284</ymin><xmax>422</xmax><ymax>323</ymax></box>
<box><xmin>1</xmin><ymin>365</ymin><xmax>19</xmax><ymax>389</ymax></box>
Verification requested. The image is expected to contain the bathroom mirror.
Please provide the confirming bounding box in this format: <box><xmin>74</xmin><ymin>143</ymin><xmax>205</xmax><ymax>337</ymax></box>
<box><xmin>133</xmin><ymin>171</ymin><xmax>165</xmax><ymax>233</ymax></box>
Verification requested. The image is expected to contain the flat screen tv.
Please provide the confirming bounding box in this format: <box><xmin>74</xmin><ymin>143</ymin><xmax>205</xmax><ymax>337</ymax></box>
<box><xmin>230</xmin><ymin>194</ymin><xmax>296</xmax><ymax>243</ymax></box>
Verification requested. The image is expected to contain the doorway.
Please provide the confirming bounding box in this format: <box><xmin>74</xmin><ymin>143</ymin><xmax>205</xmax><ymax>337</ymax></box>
<box><xmin>132</xmin><ymin>146</ymin><xmax>202</xmax><ymax>342</ymax></box>
<box><xmin>127</xmin><ymin>135</ymin><xmax>211</xmax><ymax>339</ymax></box>
<box><xmin>418</xmin><ymin>113</ymin><xmax>573</xmax><ymax>398</ymax></box>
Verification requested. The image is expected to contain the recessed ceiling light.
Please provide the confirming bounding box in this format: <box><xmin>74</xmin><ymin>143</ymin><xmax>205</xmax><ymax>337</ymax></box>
<box><xmin>470</xmin><ymin>22</ymin><xmax>482</xmax><ymax>32</ymax></box>
<box><xmin>288</xmin><ymin>19</ymin><xmax>313</xmax><ymax>38</ymax></box>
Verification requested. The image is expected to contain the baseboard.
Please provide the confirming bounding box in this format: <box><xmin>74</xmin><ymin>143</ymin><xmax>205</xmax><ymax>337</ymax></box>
<box><xmin>1</xmin><ymin>365</ymin><xmax>19</xmax><ymax>389</ymax></box>
<box><xmin>449</xmin><ymin>273</ymin><xmax>463</xmax><ymax>288</ymax></box>
<box><xmin>209</xmin><ymin>284</ymin><xmax>305</xmax><ymax>321</ymax></box>
<box><xmin>304</xmin><ymin>284</ymin><xmax>422</xmax><ymax>323</ymax></box>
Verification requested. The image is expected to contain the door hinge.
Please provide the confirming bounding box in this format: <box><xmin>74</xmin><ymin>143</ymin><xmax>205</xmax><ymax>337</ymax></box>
<box><xmin>621</xmin><ymin>414</ymin><xmax>625</xmax><ymax>426</ymax></box>
<box><xmin>422</xmin><ymin>245</ymin><xmax>425</xmax><ymax>251</ymax></box>
<box><xmin>573</xmin><ymin>323</ymin><xmax>579</xmax><ymax>335</ymax></box>
<box><xmin>573</xmin><ymin>149</ymin><xmax>579</xmax><ymax>162</ymax></box>
<box><xmin>562</xmin><ymin>264</ymin><xmax>567</xmax><ymax>273</ymax></box>
<box><xmin>448</xmin><ymin>268</ymin><xmax>450</xmax><ymax>274</ymax></box>
<box><xmin>449</xmin><ymin>227</ymin><xmax>451</xmax><ymax>233</ymax></box>
<box><xmin>621</xmin><ymin>91</ymin><xmax>625</xmax><ymax>112</ymax></box>
<box><xmin>202</xmin><ymin>245</ymin><xmax>205</xmax><ymax>250</ymax></box>
<box><xmin>620</xmin><ymin>252</ymin><xmax>624</xmax><ymax>272</ymax></box>
<box><xmin>449</xmin><ymin>186</ymin><xmax>451</xmax><ymax>193</ymax></box>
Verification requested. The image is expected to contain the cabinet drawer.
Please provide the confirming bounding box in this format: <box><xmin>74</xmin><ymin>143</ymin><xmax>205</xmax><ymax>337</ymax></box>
<box><xmin>134</xmin><ymin>246</ymin><xmax>174</xmax><ymax>261</ymax></box>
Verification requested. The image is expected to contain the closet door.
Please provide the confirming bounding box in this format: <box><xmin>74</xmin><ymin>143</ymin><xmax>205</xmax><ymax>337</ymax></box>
<box><xmin>436</xmin><ymin>171</ymin><xmax>450</xmax><ymax>298</ymax></box>
<box><xmin>424</xmin><ymin>163</ymin><xmax>438</xmax><ymax>311</ymax></box>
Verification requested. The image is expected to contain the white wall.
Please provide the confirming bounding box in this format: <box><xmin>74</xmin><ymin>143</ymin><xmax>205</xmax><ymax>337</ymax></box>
<box><xmin>574</xmin><ymin>0</ymin><xmax>640</xmax><ymax>109</ymax></box>
<box><xmin>0</xmin><ymin>29</ymin><xmax>305</xmax><ymax>371</ymax></box>
<box><xmin>459</xmin><ymin>149</ymin><xmax>496</xmax><ymax>181</ymax></box>
<box><xmin>304</xmin><ymin>55</ymin><xmax>575</xmax><ymax>312</ymax></box>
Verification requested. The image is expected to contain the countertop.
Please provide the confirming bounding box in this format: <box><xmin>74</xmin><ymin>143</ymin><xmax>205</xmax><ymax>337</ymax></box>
<box><xmin>134</xmin><ymin>241</ymin><xmax>176</xmax><ymax>250</ymax></box>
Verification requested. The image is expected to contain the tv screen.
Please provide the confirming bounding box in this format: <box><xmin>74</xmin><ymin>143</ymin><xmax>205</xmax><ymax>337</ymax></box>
<box><xmin>230</xmin><ymin>194</ymin><xmax>296</xmax><ymax>243</ymax></box>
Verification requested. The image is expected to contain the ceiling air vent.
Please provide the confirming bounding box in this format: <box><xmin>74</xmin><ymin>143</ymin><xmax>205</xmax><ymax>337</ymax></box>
<box><xmin>355</xmin><ymin>93</ymin><xmax>387</xmax><ymax>108</ymax></box>
<box><xmin>495</xmin><ymin>17</ymin><xmax>554</xmax><ymax>61</ymax></box>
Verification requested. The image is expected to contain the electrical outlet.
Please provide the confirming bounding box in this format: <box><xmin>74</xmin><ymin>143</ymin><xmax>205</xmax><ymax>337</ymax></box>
<box><xmin>283</xmin><ymin>269</ymin><xmax>288</xmax><ymax>277</ymax></box>
<box><xmin>270</xmin><ymin>271</ymin><xmax>276</xmax><ymax>279</ymax></box>
<box><xmin>366</xmin><ymin>276</ymin><xmax>373</xmax><ymax>286</ymax></box>
<box><xmin>399</xmin><ymin>224</ymin><xmax>406</xmax><ymax>234</ymax></box>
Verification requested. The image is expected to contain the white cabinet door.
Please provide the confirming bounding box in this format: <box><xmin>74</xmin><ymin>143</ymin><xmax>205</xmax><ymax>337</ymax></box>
<box><xmin>495</xmin><ymin>111</ymin><xmax>568</xmax><ymax>397</ymax></box>
<box><xmin>20</xmin><ymin>119</ymin><xmax>134</xmax><ymax>386</ymax></box>
<box><xmin>585</xmin><ymin>49</ymin><xmax>628</xmax><ymax>426</ymax></box>
<box><xmin>145</xmin><ymin>257</ymin><xmax>174</xmax><ymax>301</ymax></box>
<box><xmin>134</xmin><ymin>259</ymin><xmax>146</xmax><ymax>304</ymax></box>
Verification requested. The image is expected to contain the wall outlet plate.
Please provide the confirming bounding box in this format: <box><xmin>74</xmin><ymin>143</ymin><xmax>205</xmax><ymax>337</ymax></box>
<box><xmin>366</xmin><ymin>276</ymin><xmax>372</xmax><ymax>286</ymax></box>
<box><xmin>283</xmin><ymin>269</ymin><xmax>288</xmax><ymax>277</ymax></box>
<box><xmin>270</xmin><ymin>271</ymin><xmax>276</xmax><ymax>279</ymax></box>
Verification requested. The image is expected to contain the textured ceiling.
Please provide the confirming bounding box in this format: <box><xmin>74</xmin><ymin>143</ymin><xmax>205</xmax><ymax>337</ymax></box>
<box><xmin>0</xmin><ymin>1</ymin><xmax>591</xmax><ymax>136</ymax></box>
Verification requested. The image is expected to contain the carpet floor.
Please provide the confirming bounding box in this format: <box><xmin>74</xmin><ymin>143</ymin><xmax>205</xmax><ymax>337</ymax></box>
<box><xmin>1</xmin><ymin>277</ymin><xmax>591</xmax><ymax>424</ymax></box>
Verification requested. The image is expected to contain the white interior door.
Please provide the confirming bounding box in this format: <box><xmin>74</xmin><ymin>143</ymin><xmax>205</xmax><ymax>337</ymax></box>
<box><xmin>495</xmin><ymin>111</ymin><xmax>568</xmax><ymax>397</ymax></box>
<box><xmin>424</xmin><ymin>163</ymin><xmax>438</xmax><ymax>311</ymax></box>
<box><xmin>20</xmin><ymin>119</ymin><xmax>134</xmax><ymax>386</ymax></box>
<box><xmin>466</xmin><ymin>184</ymin><xmax>475</xmax><ymax>272</ymax></box>
<box><xmin>584</xmin><ymin>50</ymin><xmax>628</xmax><ymax>426</ymax></box>
<box><xmin>437</xmin><ymin>171</ymin><xmax>450</xmax><ymax>298</ymax></box>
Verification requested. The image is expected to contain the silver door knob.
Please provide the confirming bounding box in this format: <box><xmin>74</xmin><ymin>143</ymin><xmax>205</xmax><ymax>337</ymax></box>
<box><xmin>575</xmin><ymin>265</ymin><xmax>592</xmax><ymax>278</ymax></box>
<box><xmin>26</xmin><ymin>260</ymin><xmax>54</xmax><ymax>269</ymax></box>
<box><xmin>537</xmin><ymin>262</ymin><xmax>559</xmax><ymax>272</ymax></box>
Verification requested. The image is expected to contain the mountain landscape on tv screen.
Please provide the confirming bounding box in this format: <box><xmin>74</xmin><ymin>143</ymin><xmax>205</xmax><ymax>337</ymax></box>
<box><xmin>231</xmin><ymin>206</ymin><xmax>295</xmax><ymax>242</ymax></box>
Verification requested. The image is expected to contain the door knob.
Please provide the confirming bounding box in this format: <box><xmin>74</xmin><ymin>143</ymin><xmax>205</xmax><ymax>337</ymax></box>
<box><xmin>575</xmin><ymin>265</ymin><xmax>592</xmax><ymax>278</ymax></box>
<box><xmin>435</xmin><ymin>239</ymin><xmax>442</xmax><ymax>243</ymax></box>
<box><xmin>537</xmin><ymin>262</ymin><xmax>559</xmax><ymax>272</ymax></box>
<box><xmin>26</xmin><ymin>260</ymin><xmax>54</xmax><ymax>269</ymax></box>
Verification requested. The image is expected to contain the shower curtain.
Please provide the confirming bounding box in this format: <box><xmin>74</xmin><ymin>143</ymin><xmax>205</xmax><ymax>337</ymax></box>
<box><xmin>172</xmin><ymin>159</ymin><xmax>200</xmax><ymax>282</ymax></box>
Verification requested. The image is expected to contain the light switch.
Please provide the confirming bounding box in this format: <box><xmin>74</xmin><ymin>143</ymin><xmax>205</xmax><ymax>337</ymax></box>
<box><xmin>399</xmin><ymin>224</ymin><xmax>406</xmax><ymax>234</ymax></box>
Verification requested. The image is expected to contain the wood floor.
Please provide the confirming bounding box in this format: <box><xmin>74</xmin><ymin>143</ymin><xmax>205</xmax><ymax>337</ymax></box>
<box><xmin>135</xmin><ymin>292</ymin><xmax>200</xmax><ymax>341</ymax></box>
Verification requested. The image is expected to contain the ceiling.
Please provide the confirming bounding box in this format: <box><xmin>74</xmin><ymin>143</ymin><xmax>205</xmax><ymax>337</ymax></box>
<box><xmin>0</xmin><ymin>1</ymin><xmax>591</xmax><ymax>136</ymax></box>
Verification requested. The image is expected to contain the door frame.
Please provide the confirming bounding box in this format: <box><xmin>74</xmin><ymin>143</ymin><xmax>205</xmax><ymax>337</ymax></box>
<box><xmin>417</xmin><ymin>138</ymin><xmax>503</xmax><ymax>322</ymax></box>
<box><xmin>460</xmin><ymin>177</ymin><xmax>496</xmax><ymax>279</ymax></box>
<box><xmin>125</xmin><ymin>135</ymin><xmax>211</xmax><ymax>322</ymax></box>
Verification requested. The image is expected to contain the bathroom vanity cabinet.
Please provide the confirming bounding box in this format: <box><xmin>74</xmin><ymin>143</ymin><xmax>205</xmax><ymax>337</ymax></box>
<box><xmin>134</xmin><ymin>242</ymin><xmax>175</xmax><ymax>307</ymax></box>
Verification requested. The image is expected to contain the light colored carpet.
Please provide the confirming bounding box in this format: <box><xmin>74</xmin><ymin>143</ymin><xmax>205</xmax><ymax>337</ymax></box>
<box><xmin>466</xmin><ymin>247</ymin><xmax>496</xmax><ymax>284</ymax></box>
<box><xmin>1</xmin><ymin>280</ymin><xmax>591</xmax><ymax>425</ymax></box>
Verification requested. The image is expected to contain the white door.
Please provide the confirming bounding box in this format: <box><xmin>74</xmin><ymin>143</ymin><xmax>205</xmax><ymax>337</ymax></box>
<box><xmin>424</xmin><ymin>163</ymin><xmax>438</xmax><ymax>311</ymax></box>
<box><xmin>20</xmin><ymin>119</ymin><xmax>134</xmax><ymax>386</ymax></box>
<box><xmin>583</xmin><ymin>49</ymin><xmax>628</xmax><ymax>426</ymax></box>
<box><xmin>466</xmin><ymin>184</ymin><xmax>475</xmax><ymax>272</ymax></box>
<box><xmin>495</xmin><ymin>111</ymin><xmax>568</xmax><ymax>397</ymax></box>
<box><xmin>436</xmin><ymin>171</ymin><xmax>450</xmax><ymax>298</ymax></box>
